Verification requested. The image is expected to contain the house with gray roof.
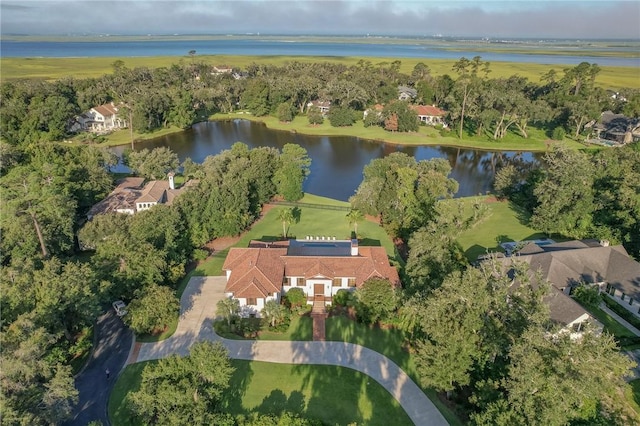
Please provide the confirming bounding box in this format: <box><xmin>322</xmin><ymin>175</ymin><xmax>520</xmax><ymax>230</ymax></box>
<box><xmin>591</xmin><ymin>111</ymin><xmax>640</xmax><ymax>144</ymax></box>
<box><xmin>503</xmin><ymin>239</ymin><xmax>640</xmax><ymax>323</ymax></box>
<box><xmin>87</xmin><ymin>173</ymin><xmax>196</xmax><ymax>219</ymax></box>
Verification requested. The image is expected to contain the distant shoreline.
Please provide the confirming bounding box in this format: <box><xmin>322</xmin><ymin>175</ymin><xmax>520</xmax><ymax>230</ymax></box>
<box><xmin>2</xmin><ymin>34</ymin><xmax>639</xmax><ymax>59</ymax></box>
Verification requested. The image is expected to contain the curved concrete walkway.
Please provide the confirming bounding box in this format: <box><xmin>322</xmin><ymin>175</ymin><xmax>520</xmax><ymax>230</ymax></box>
<box><xmin>134</xmin><ymin>276</ymin><xmax>449</xmax><ymax>426</ymax></box>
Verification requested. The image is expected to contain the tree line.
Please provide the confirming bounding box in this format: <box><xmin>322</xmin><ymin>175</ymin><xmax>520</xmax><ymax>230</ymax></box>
<box><xmin>2</xmin><ymin>58</ymin><xmax>639</xmax><ymax>147</ymax></box>
<box><xmin>345</xmin><ymin>150</ymin><xmax>639</xmax><ymax>424</ymax></box>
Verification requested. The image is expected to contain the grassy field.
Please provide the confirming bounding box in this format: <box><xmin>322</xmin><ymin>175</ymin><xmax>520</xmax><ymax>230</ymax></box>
<box><xmin>108</xmin><ymin>359</ymin><xmax>414</xmax><ymax>426</ymax></box>
<box><xmin>3</xmin><ymin>54</ymin><xmax>639</xmax><ymax>89</ymax></box>
<box><xmin>454</xmin><ymin>196</ymin><xmax>547</xmax><ymax>261</ymax></box>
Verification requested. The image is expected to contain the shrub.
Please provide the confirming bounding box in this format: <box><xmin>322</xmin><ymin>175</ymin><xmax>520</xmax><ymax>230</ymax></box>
<box><xmin>284</xmin><ymin>288</ymin><xmax>306</xmax><ymax>313</ymax></box>
<box><xmin>573</xmin><ymin>284</ymin><xmax>601</xmax><ymax>309</ymax></box>
<box><xmin>328</xmin><ymin>106</ymin><xmax>356</xmax><ymax>127</ymax></box>
<box><xmin>551</xmin><ymin>126</ymin><xmax>566</xmax><ymax>140</ymax></box>
<box><xmin>363</xmin><ymin>111</ymin><xmax>382</xmax><ymax>128</ymax></box>
<box><xmin>333</xmin><ymin>289</ymin><xmax>355</xmax><ymax>307</ymax></box>
<box><xmin>354</xmin><ymin>277</ymin><xmax>398</xmax><ymax>324</ymax></box>
<box><xmin>125</xmin><ymin>284</ymin><xmax>179</xmax><ymax>335</ymax></box>
<box><xmin>307</xmin><ymin>107</ymin><xmax>324</xmax><ymax>125</ymax></box>
<box><xmin>192</xmin><ymin>248</ymin><xmax>209</xmax><ymax>261</ymax></box>
<box><xmin>276</xmin><ymin>102</ymin><xmax>295</xmax><ymax>122</ymax></box>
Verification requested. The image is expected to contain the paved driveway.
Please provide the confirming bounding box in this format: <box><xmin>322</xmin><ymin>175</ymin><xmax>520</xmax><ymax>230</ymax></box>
<box><xmin>134</xmin><ymin>276</ymin><xmax>449</xmax><ymax>426</ymax></box>
<box><xmin>66</xmin><ymin>310</ymin><xmax>133</xmax><ymax>426</ymax></box>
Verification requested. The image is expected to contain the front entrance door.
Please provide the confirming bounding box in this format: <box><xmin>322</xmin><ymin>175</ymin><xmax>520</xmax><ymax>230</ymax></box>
<box><xmin>314</xmin><ymin>284</ymin><xmax>324</xmax><ymax>301</ymax></box>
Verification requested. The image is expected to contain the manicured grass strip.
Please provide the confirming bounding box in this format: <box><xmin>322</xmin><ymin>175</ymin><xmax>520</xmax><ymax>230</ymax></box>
<box><xmin>223</xmin><ymin>360</ymin><xmax>413</xmax><ymax>426</ymax></box>
<box><xmin>255</xmin><ymin>316</ymin><xmax>313</xmax><ymax>341</ymax></box>
<box><xmin>455</xmin><ymin>196</ymin><xmax>547</xmax><ymax>262</ymax></box>
<box><xmin>216</xmin><ymin>315</ymin><xmax>313</xmax><ymax>342</ymax></box>
<box><xmin>108</xmin><ymin>361</ymin><xmax>147</xmax><ymax>426</ymax></box>
<box><xmin>108</xmin><ymin>359</ymin><xmax>413</xmax><ymax>426</ymax></box>
<box><xmin>583</xmin><ymin>304</ymin><xmax>637</xmax><ymax>339</ymax></box>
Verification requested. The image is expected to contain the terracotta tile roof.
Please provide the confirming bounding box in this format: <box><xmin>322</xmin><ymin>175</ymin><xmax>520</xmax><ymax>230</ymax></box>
<box><xmin>223</xmin><ymin>248</ymin><xmax>287</xmax><ymax>297</ymax></box>
<box><xmin>411</xmin><ymin>105</ymin><xmax>446</xmax><ymax>117</ymax></box>
<box><xmin>223</xmin><ymin>244</ymin><xmax>400</xmax><ymax>298</ymax></box>
<box><xmin>115</xmin><ymin>177</ymin><xmax>145</xmax><ymax>191</ymax></box>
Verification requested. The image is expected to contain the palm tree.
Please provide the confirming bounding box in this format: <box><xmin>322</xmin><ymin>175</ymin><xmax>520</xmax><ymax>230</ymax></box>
<box><xmin>216</xmin><ymin>297</ymin><xmax>240</xmax><ymax>327</ymax></box>
<box><xmin>261</xmin><ymin>300</ymin><xmax>286</xmax><ymax>328</ymax></box>
<box><xmin>278</xmin><ymin>208</ymin><xmax>295</xmax><ymax>239</ymax></box>
<box><xmin>346</xmin><ymin>209</ymin><xmax>365</xmax><ymax>237</ymax></box>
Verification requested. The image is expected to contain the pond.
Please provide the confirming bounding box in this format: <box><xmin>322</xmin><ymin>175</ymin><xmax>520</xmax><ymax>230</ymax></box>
<box><xmin>111</xmin><ymin>120</ymin><xmax>541</xmax><ymax>201</ymax></box>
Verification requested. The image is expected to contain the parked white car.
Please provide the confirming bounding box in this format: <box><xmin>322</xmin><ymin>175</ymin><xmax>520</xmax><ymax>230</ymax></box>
<box><xmin>112</xmin><ymin>300</ymin><xmax>128</xmax><ymax>317</ymax></box>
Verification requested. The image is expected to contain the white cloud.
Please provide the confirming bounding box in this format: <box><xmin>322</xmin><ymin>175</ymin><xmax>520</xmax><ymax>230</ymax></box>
<box><xmin>1</xmin><ymin>1</ymin><xmax>639</xmax><ymax>38</ymax></box>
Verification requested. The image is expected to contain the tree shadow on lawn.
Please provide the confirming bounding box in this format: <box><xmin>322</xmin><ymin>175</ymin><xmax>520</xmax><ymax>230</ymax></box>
<box><xmin>255</xmin><ymin>389</ymin><xmax>306</xmax><ymax>416</ymax></box>
<box><xmin>509</xmin><ymin>200</ymin><xmax>536</xmax><ymax>227</ymax></box>
<box><xmin>290</xmin><ymin>362</ymin><xmax>412</xmax><ymax>426</ymax></box>
<box><xmin>359</xmin><ymin>237</ymin><xmax>381</xmax><ymax>247</ymax></box>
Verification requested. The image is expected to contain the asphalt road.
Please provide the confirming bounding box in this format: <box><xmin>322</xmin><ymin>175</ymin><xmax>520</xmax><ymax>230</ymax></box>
<box><xmin>66</xmin><ymin>310</ymin><xmax>133</xmax><ymax>426</ymax></box>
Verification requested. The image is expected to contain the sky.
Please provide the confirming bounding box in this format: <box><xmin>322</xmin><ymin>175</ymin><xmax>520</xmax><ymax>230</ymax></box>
<box><xmin>2</xmin><ymin>0</ymin><xmax>639</xmax><ymax>39</ymax></box>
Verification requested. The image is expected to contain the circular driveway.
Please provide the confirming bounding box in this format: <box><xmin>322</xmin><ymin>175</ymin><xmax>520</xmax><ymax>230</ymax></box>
<box><xmin>133</xmin><ymin>276</ymin><xmax>449</xmax><ymax>426</ymax></box>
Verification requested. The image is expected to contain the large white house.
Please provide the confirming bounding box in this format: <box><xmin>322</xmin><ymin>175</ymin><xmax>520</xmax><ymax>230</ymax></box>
<box><xmin>72</xmin><ymin>102</ymin><xmax>127</xmax><ymax>133</ymax></box>
<box><xmin>222</xmin><ymin>238</ymin><xmax>400</xmax><ymax>317</ymax></box>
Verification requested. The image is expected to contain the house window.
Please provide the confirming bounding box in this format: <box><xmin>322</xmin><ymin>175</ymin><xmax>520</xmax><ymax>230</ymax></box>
<box><xmin>630</xmin><ymin>298</ymin><xmax>634</xmax><ymax>306</ymax></box>
<box><xmin>246</xmin><ymin>298</ymin><xmax>257</xmax><ymax>306</ymax></box>
<box><xmin>332</xmin><ymin>278</ymin><xmax>342</xmax><ymax>287</ymax></box>
<box><xmin>347</xmin><ymin>278</ymin><xmax>356</xmax><ymax>287</ymax></box>
<box><xmin>297</xmin><ymin>279</ymin><xmax>305</xmax><ymax>287</ymax></box>
<box><xmin>621</xmin><ymin>293</ymin><xmax>626</xmax><ymax>301</ymax></box>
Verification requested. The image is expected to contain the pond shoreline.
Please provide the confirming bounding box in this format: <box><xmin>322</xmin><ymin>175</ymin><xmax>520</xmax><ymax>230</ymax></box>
<box><xmin>100</xmin><ymin>115</ymin><xmax>583</xmax><ymax>153</ymax></box>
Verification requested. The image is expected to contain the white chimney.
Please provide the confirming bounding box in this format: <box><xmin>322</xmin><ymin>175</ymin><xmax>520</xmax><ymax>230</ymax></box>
<box><xmin>600</xmin><ymin>240</ymin><xmax>610</xmax><ymax>247</ymax></box>
<box><xmin>351</xmin><ymin>239</ymin><xmax>359</xmax><ymax>256</ymax></box>
<box><xmin>168</xmin><ymin>172</ymin><xmax>175</xmax><ymax>190</ymax></box>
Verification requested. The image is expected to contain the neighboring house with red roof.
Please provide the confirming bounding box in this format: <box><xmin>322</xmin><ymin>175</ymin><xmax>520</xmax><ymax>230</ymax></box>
<box><xmin>222</xmin><ymin>238</ymin><xmax>400</xmax><ymax>317</ymax></box>
<box><xmin>410</xmin><ymin>105</ymin><xmax>448</xmax><ymax>127</ymax></box>
<box><xmin>71</xmin><ymin>102</ymin><xmax>127</xmax><ymax>133</ymax></box>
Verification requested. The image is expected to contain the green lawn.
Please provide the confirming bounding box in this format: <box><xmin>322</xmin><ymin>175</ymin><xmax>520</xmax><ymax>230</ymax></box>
<box><xmin>455</xmin><ymin>196</ymin><xmax>548</xmax><ymax>262</ymax></box>
<box><xmin>325</xmin><ymin>316</ymin><xmax>463</xmax><ymax>426</ymax></box>
<box><xmin>238</xmin><ymin>193</ymin><xmax>398</xmax><ymax>261</ymax></box>
<box><xmin>108</xmin><ymin>359</ymin><xmax>413</xmax><ymax>426</ymax></box>
<box><xmin>108</xmin><ymin>361</ymin><xmax>146</xmax><ymax>426</ymax></box>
